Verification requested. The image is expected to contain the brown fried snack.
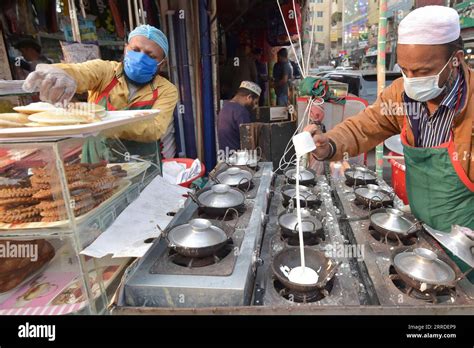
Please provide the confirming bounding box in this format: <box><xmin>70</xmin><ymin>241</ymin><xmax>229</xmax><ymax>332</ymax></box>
<box><xmin>30</xmin><ymin>182</ymin><xmax>50</xmax><ymax>190</ymax></box>
<box><xmin>0</xmin><ymin>197</ymin><xmax>39</xmax><ymax>207</ymax></box>
<box><xmin>40</xmin><ymin>198</ymin><xmax>95</xmax><ymax>217</ymax></box>
<box><xmin>33</xmin><ymin>164</ymin><xmax>89</xmax><ymax>177</ymax></box>
<box><xmin>0</xmin><ymin>214</ymin><xmax>42</xmax><ymax>223</ymax></box>
<box><xmin>0</xmin><ymin>187</ymin><xmax>38</xmax><ymax>199</ymax></box>
<box><xmin>32</xmin><ymin>181</ymin><xmax>91</xmax><ymax>200</ymax></box>
<box><xmin>94</xmin><ymin>190</ymin><xmax>116</xmax><ymax>206</ymax></box>
<box><xmin>88</xmin><ymin>176</ymin><xmax>118</xmax><ymax>194</ymax></box>
<box><xmin>88</xmin><ymin>166</ymin><xmax>111</xmax><ymax>177</ymax></box>
<box><xmin>0</xmin><ymin>205</ymin><xmax>41</xmax><ymax>223</ymax></box>
<box><xmin>40</xmin><ymin>204</ymin><xmax>95</xmax><ymax>222</ymax></box>
<box><xmin>36</xmin><ymin>191</ymin><xmax>93</xmax><ymax>210</ymax></box>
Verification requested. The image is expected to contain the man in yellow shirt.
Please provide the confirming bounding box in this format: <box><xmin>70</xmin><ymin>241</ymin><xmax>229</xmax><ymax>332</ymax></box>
<box><xmin>24</xmin><ymin>25</ymin><xmax>178</xmax><ymax>162</ymax></box>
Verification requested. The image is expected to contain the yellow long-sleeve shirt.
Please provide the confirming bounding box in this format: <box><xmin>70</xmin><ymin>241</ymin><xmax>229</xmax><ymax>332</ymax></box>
<box><xmin>54</xmin><ymin>59</ymin><xmax>179</xmax><ymax>143</ymax></box>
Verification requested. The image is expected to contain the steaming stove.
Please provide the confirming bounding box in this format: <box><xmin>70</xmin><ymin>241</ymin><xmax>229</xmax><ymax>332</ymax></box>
<box><xmin>123</xmin><ymin>162</ymin><xmax>274</xmax><ymax>308</ymax></box>
<box><xmin>252</xmin><ymin>175</ymin><xmax>366</xmax><ymax>307</ymax></box>
<box><xmin>332</xmin><ymin>176</ymin><xmax>474</xmax><ymax>308</ymax></box>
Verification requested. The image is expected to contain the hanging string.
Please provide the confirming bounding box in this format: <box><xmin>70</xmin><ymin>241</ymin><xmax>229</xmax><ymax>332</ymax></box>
<box><xmin>292</xmin><ymin>0</ymin><xmax>306</xmax><ymax>76</ymax></box>
<box><xmin>276</xmin><ymin>0</ymin><xmax>306</xmax><ymax>79</ymax></box>
<box><xmin>305</xmin><ymin>6</ymin><xmax>317</xmax><ymax>76</ymax></box>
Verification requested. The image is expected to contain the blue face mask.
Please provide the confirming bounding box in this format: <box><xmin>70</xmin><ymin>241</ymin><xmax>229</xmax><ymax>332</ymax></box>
<box><xmin>123</xmin><ymin>50</ymin><xmax>161</xmax><ymax>84</ymax></box>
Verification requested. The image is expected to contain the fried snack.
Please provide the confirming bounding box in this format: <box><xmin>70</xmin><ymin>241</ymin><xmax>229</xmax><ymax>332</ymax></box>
<box><xmin>32</xmin><ymin>163</ymin><xmax>88</xmax><ymax>177</ymax></box>
<box><xmin>36</xmin><ymin>191</ymin><xmax>93</xmax><ymax>210</ymax></box>
<box><xmin>0</xmin><ymin>205</ymin><xmax>40</xmax><ymax>215</ymax></box>
<box><xmin>40</xmin><ymin>203</ymin><xmax>95</xmax><ymax>222</ymax></box>
<box><xmin>30</xmin><ymin>182</ymin><xmax>50</xmax><ymax>190</ymax></box>
<box><xmin>32</xmin><ymin>181</ymin><xmax>91</xmax><ymax>200</ymax></box>
<box><xmin>0</xmin><ymin>187</ymin><xmax>38</xmax><ymax>199</ymax></box>
<box><xmin>0</xmin><ymin>211</ymin><xmax>41</xmax><ymax>223</ymax></box>
<box><xmin>88</xmin><ymin>176</ymin><xmax>118</xmax><ymax>194</ymax></box>
<box><xmin>88</xmin><ymin>166</ymin><xmax>111</xmax><ymax>177</ymax></box>
<box><xmin>40</xmin><ymin>198</ymin><xmax>95</xmax><ymax>217</ymax></box>
<box><xmin>0</xmin><ymin>197</ymin><xmax>38</xmax><ymax>207</ymax></box>
<box><xmin>94</xmin><ymin>190</ymin><xmax>115</xmax><ymax>206</ymax></box>
<box><xmin>0</xmin><ymin>204</ymin><xmax>41</xmax><ymax>223</ymax></box>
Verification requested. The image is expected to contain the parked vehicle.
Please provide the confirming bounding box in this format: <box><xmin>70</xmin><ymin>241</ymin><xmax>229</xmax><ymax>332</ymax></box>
<box><xmin>318</xmin><ymin>70</ymin><xmax>402</xmax><ymax>104</ymax></box>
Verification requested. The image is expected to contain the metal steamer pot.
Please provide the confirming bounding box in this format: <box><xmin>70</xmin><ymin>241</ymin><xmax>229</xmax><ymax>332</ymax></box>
<box><xmin>280</xmin><ymin>184</ymin><xmax>321</xmax><ymax>208</ymax></box>
<box><xmin>278</xmin><ymin>208</ymin><xmax>324</xmax><ymax>239</ymax></box>
<box><xmin>391</xmin><ymin>247</ymin><xmax>471</xmax><ymax>293</ymax></box>
<box><xmin>423</xmin><ymin>224</ymin><xmax>474</xmax><ymax>268</ymax></box>
<box><xmin>211</xmin><ymin>166</ymin><xmax>254</xmax><ymax>192</ymax></box>
<box><xmin>158</xmin><ymin>218</ymin><xmax>237</xmax><ymax>258</ymax></box>
<box><xmin>189</xmin><ymin>184</ymin><xmax>246</xmax><ymax>216</ymax></box>
<box><xmin>271</xmin><ymin>247</ymin><xmax>340</xmax><ymax>293</ymax></box>
<box><xmin>354</xmin><ymin>184</ymin><xmax>394</xmax><ymax>209</ymax></box>
<box><xmin>369</xmin><ymin>208</ymin><xmax>421</xmax><ymax>243</ymax></box>
<box><xmin>284</xmin><ymin>166</ymin><xmax>317</xmax><ymax>186</ymax></box>
<box><xmin>344</xmin><ymin>166</ymin><xmax>377</xmax><ymax>186</ymax></box>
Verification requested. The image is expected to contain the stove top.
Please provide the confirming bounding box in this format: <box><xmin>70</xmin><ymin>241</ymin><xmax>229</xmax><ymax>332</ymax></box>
<box><xmin>252</xmin><ymin>175</ymin><xmax>364</xmax><ymax>307</ymax></box>
<box><xmin>332</xmin><ymin>177</ymin><xmax>474</xmax><ymax>307</ymax></box>
<box><xmin>115</xmin><ymin>164</ymin><xmax>473</xmax><ymax>314</ymax></box>
<box><xmin>123</xmin><ymin>162</ymin><xmax>274</xmax><ymax>308</ymax></box>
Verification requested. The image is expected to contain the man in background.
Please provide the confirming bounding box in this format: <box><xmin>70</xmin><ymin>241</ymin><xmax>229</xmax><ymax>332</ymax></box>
<box><xmin>231</xmin><ymin>46</ymin><xmax>258</xmax><ymax>96</ymax></box>
<box><xmin>217</xmin><ymin>81</ymin><xmax>261</xmax><ymax>152</ymax></box>
<box><xmin>272</xmin><ymin>48</ymin><xmax>292</xmax><ymax>106</ymax></box>
<box><xmin>13</xmin><ymin>38</ymin><xmax>52</xmax><ymax>78</ymax></box>
<box><xmin>253</xmin><ymin>48</ymin><xmax>267</xmax><ymax>106</ymax></box>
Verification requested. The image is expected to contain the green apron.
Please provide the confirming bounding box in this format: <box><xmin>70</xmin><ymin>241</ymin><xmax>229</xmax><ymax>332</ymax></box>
<box><xmin>82</xmin><ymin>75</ymin><xmax>162</xmax><ymax>173</ymax></box>
<box><xmin>401</xmin><ymin>118</ymin><xmax>474</xmax><ymax>282</ymax></box>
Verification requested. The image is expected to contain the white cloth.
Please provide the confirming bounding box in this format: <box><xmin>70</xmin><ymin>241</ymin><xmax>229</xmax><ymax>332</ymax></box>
<box><xmin>163</xmin><ymin>158</ymin><xmax>202</xmax><ymax>185</ymax></box>
<box><xmin>81</xmin><ymin>175</ymin><xmax>189</xmax><ymax>258</ymax></box>
<box><xmin>398</xmin><ymin>6</ymin><xmax>460</xmax><ymax>45</ymax></box>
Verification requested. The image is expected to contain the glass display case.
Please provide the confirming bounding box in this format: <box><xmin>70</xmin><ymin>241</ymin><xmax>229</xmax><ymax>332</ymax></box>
<box><xmin>0</xmin><ymin>110</ymin><xmax>161</xmax><ymax>314</ymax></box>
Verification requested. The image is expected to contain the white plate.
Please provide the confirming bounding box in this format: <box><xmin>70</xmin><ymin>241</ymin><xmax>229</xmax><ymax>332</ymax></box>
<box><xmin>0</xmin><ymin>110</ymin><xmax>160</xmax><ymax>141</ymax></box>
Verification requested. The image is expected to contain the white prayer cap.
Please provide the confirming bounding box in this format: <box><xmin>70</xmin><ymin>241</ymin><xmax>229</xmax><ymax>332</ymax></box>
<box><xmin>398</xmin><ymin>6</ymin><xmax>460</xmax><ymax>45</ymax></box>
<box><xmin>240</xmin><ymin>81</ymin><xmax>262</xmax><ymax>96</ymax></box>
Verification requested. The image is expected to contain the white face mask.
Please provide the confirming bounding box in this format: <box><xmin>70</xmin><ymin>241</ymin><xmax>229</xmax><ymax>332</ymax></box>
<box><xmin>402</xmin><ymin>57</ymin><xmax>453</xmax><ymax>102</ymax></box>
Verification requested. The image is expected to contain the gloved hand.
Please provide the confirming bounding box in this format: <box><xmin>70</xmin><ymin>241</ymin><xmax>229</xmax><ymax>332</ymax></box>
<box><xmin>23</xmin><ymin>64</ymin><xmax>77</xmax><ymax>105</ymax></box>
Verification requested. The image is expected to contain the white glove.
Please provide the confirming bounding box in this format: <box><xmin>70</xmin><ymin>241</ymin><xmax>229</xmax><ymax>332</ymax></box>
<box><xmin>23</xmin><ymin>64</ymin><xmax>77</xmax><ymax>105</ymax></box>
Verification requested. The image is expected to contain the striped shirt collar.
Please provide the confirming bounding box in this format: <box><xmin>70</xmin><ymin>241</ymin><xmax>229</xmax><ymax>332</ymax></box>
<box><xmin>439</xmin><ymin>69</ymin><xmax>463</xmax><ymax>109</ymax></box>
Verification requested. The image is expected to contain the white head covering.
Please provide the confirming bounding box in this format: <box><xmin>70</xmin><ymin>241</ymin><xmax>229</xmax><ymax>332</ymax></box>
<box><xmin>398</xmin><ymin>6</ymin><xmax>460</xmax><ymax>45</ymax></box>
<box><xmin>240</xmin><ymin>81</ymin><xmax>262</xmax><ymax>97</ymax></box>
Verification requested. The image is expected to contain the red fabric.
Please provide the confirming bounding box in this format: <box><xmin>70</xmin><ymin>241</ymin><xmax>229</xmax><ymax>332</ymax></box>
<box><xmin>95</xmin><ymin>77</ymin><xmax>159</xmax><ymax>110</ymax></box>
<box><xmin>280</xmin><ymin>2</ymin><xmax>302</xmax><ymax>36</ymax></box>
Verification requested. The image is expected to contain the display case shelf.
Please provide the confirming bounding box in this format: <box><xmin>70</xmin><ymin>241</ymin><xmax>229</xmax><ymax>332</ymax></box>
<box><xmin>0</xmin><ymin>112</ymin><xmax>162</xmax><ymax>314</ymax></box>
